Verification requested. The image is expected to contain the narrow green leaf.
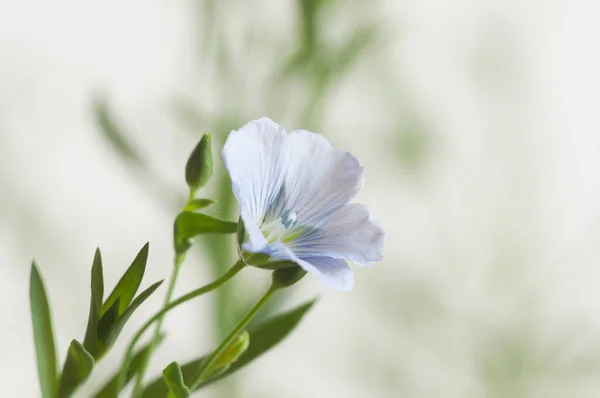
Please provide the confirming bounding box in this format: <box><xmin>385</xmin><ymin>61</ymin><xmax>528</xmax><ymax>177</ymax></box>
<box><xmin>220</xmin><ymin>300</ymin><xmax>316</xmax><ymax>378</ymax></box>
<box><xmin>101</xmin><ymin>243</ymin><xmax>149</xmax><ymax>316</ymax></box>
<box><xmin>163</xmin><ymin>362</ymin><xmax>190</xmax><ymax>398</ymax></box>
<box><xmin>103</xmin><ymin>280</ymin><xmax>164</xmax><ymax>350</ymax></box>
<box><xmin>92</xmin><ymin>335</ymin><xmax>164</xmax><ymax>398</ymax></box>
<box><xmin>57</xmin><ymin>340</ymin><xmax>95</xmax><ymax>398</ymax></box>
<box><xmin>182</xmin><ymin>198</ymin><xmax>215</xmax><ymax>212</ymax></box>
<box><xmin>83</xmin><ymin>249</ymin><xmax>104</xmax><ymax>357</ymax></box>
<box><xmin>96</xmin><ymin>297</ymin><xmax>121</xmax><ymax>355</ymax></box>
<box><xmin>174</xmin><ymin>212</ymin><xmax>237</xmax><ymax>255</ymax></box>
<box><xmin>175</xmin><ymin>212</ymin><xmax>237</xmax><ymax>238</ymax></box>
<box><xmin>141</xmin><ymin>300</ymin><xmax>317</xmax><ymax>397</ymax></box>
<box><xmin>29</xmin><ymin>262</ymin><xmax>58</xmax><ymax>398</ymax></box>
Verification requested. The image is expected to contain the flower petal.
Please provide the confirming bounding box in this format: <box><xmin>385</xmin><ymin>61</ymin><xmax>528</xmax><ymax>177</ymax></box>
<box><xmin>240</xmin><ymin>208</ymin><xmax>268</xmax><ymax>253</ymax></box>
<box><xmin>264</xmin><ymin>130</ymin><xmax>364</xmax><ymax>226</ymax></box>
<box><xmin>221</xmin><ymin>117</ymin><xmax>288</xmax><ymax>251</ymax></box>
<box><xmin>267</xmin><ymin>243</ymin><xmax>354</xmax><ymax>291</ymax></box>
<box><xmin>290</xmin><ymin>204</ymin><xmax>385</xmax><ymax>265</ymax></box>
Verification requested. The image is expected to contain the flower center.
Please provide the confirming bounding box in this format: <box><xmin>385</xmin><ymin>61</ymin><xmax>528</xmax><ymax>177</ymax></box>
<box><xmin>261</xmin><ymin>210</ymin><xmax>300</xmax><ymax>244</ymax></box>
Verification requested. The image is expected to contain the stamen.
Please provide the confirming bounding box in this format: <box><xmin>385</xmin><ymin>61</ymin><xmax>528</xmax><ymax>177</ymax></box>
<box><xmin>260</xmin><ymin>210</ymin><xmax>300</xmax><ymax>244</ymax></box>
<box><xmin>281</xmin><ymin>211</ymin><xmax>298</xmax><ymax>229</ymax></box>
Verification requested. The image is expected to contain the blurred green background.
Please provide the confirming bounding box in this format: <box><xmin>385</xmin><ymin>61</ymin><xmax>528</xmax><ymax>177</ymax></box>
<box><xmin>3</xmin><ymin>0</ymin><xmax>600</xmax><ymax>397</ymax></box>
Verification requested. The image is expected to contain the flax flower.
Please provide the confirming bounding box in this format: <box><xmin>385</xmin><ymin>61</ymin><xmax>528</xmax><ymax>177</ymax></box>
<box><xmin>222</xmin><ymin>118</ymin><xmax>385</xmax><ymax>291</ymax></box>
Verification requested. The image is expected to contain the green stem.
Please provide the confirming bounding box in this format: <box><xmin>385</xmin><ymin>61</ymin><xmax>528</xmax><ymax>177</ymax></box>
<box><xmin>117</xmin><ymin>260</ymin><xmax>245</xmax><ymax>395</ymax></box>
<box><xmin>189</xmin><ymin>283</ymin><xmax>279</xmax><ymax>390</ymax></box>
<box><xmin>130</xmin><ymin>254</ymin><xmax>184</xmax><ymax>397</ymax></box>
<box><xmin>188</xmin><ymin>189</ymin><xmax>196</xmax><ymax>204</ymax></box>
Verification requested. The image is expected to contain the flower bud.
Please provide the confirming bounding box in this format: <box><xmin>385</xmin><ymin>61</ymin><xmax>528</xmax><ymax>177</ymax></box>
<box><xmin>185</xmin><ymin>133</ymin><xmax>213</xmax><ymax>192</ymax></box>
<box><xmin>205</xmin><ymin>330</ymin><xmax>250</xmax><ymax>378</ymax></box>
<box><xmin>272</xmin><ymin>266</ymin><xmax>307</xmax><ymax>289</ymax></box>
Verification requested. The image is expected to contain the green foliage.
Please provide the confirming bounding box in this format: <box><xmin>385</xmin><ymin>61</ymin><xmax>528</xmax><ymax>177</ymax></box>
<box><xmin>228</xmin><ymin>299</ymin><xmax>316</xmax><ymax>378</ymax></box>
<box><xmin>82</xmin><ymin>245</ymin><xmax>163</xmax><ymax>360</ymax></box>
<box><xmin>101</xmin><ymin>281</ymin><xmax>164</xmax><ymax>354</ymax></box>
<box><xmin>29</xmin><ymin>251</ymin><xmax>163</xmax><ymax>398</ymax></box>
<box><xmin>174</xmin><ymin>211</ymin><xmax>237</xmax><ymax>255</ymax></box>
<box><xmin>102</xmin><ymin>242</ymin><xmax>149</xmax><ymax>316</ymax></box>
<box><xmin>57</xmin><ymin>340</ymin><xmax>94</xmax><ymax>398</ymax></box>
<box><xmin>141</xmin><ymin>299</ymin><xmax>317</xmax><ymax>397</ymax></box>
<box><xmin>92</xmin><ymin>335</ymin><xmax>164</xmax><ymax>398</ymax></box>
<box><xmin>175</xmin><ymin>212</ymin><xmax>237</xmax><ymax>237</ymax></box>
<box><xmin>83</xmin><ymin>249</ymin><xmax>105</xmax><ymax>362</ymax></box>
<box><xmin>182</xmin><ymin>198</ymin><xmax>215</xmax><ymax>212</ymax></box>
<box><xmin>162</xmin><ymin>362</ymin><xmax>191</xmax><ymax>398</ymax></box>
<box><xmin>29</xmin><ymin>262</ymin><xmax>58</xmax><ymax>398</ymax></box>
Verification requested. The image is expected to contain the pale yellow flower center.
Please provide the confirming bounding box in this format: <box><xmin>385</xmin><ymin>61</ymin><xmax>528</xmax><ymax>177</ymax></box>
<box><xmin>261</xmin><ymin>211</ymin><xmax>301</xmax><ymax>244</ymax></box>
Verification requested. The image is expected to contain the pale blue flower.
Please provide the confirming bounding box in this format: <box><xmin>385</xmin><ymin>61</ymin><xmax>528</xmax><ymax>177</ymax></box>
<box><xmin>222</xmin><ymin>117</ymin><xmax>385</xmax><ymax>291</ymax></box>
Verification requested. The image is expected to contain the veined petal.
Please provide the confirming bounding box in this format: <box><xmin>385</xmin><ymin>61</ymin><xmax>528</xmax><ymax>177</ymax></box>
<box><xmin>264</xmin><ymin>130</ymin><xmax>364</xmax><ymax>226</ymax></box>
<box><xmin>290</xmin><ymin>204</ymin><xmax>385</xmax><ymax>265</ymax></box>
<box><xmin>221</xmin><ymin>117</ymin><xmax>287</xmax><ymax>251</ymax></box>
<box><xmin>240</xmin><ymin>208</ymin><xmax>268</xmax><ymax>252</ymax></box>
<box><xmin>267</xmin><ymin>243</ymin><xmax>354</xmax><ymax>291</ymax></box>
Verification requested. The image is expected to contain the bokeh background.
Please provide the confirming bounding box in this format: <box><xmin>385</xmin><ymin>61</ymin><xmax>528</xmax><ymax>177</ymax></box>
<box><xmin>3</xmin><ymin>0</ymin><xmax>600</xmax><ymax>397</ymax></box>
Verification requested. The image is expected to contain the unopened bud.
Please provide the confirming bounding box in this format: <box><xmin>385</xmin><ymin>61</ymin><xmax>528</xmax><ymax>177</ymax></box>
<box><xmin>185</xmin><ymin>133</ymin><xmax>213</xmax><ymax>192</ymax></box>
<box><xmin>272</xmin><ymin>266</ymin><xmax>307</xmax><ymax>289</ymax></box>
<box><xmin>206</xmin><ymin>330</ymin><xmax>250</xmax><ymax>378</ymax></box>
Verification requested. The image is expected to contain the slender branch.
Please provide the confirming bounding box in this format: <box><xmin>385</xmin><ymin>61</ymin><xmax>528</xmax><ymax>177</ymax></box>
<box><xmin>130</xmin><ymin>253</ymin><xmax>184</xmax><ymax>397</ymax></box>
<box><xmin>117</xmin><ymin>260</ymin><xmax>245</xmax><ymax>394</ymax></box>
<box><xmin>188</xmin><ymin>283</ymin><xmax>279</xmax><ymax>390</ymax></box>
